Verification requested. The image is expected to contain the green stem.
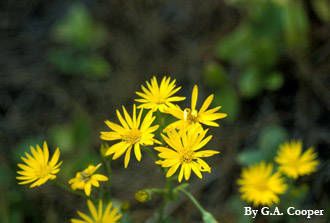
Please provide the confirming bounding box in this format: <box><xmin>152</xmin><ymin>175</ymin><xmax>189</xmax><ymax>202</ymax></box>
<box><xmin>179</xmin><ymin>187</ymin><xmax>206</xmax><ymax>213</ymax></box>
<box><xmin>101</xmin><ymin>157</ymin><xmax>112</xmax><ymax>181</ymax></box>
<box><xmin>179</xmin><ymin>187</ymin><xmax>218</xmax><ymax>223</ymax></box>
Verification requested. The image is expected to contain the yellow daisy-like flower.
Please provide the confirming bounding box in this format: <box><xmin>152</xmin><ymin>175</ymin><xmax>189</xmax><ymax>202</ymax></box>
<box><xmin>155</xmin><ymin>127</ymin><xmax>219</xmax><ymax>182</ymax></box>
<box><xmin>135</xmin><ymin>76</ymin><xmax>185</xmax><ymax>112</ymax></box>
<box><xmin>237</xmin><ymin>162</ymin><xmax>287</xmax><ymax>206</ymax></box>
<box><xmin>71</xmin><ymin>200</ymin><xmax>122</xmax><ymax>223</ymax></box>
<box><xmin>16</xmin><ymin>141</ymin><xmax>62</xmax><ymax>188</ymax></box>
<box><xmin>68</xmin><ymin>164</ymin><xmax>108</xmax><ymax>196</ymax></box>
<box><xmin>275</xmin><ymin>140</ymin><xmax>319</xmax><ymax>179</ymax></box>
<box><xmin>165</xmin><ymin>85</ymin><xmax>227</xmax><ymax>131</ymax></box>
<box><xmin>100</xmin><ymin>105</ymin><xmax>159</xmax><ymax>168</ymax></box>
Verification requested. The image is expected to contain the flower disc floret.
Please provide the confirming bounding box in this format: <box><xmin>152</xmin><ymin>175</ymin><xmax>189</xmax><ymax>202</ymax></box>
<box><xmin>155</xmin><ymin>127</ymin><xmax>219</xmax><ymax>182</ymax></box>
<box><xmin>165</xmin><ymin>85</ymin><xmax>227</xmax><ymax>131</ymax></box>
<box><xmin>100</xmin><ymin>104</ymin><xmax>159</xmax><ymax>168</ymax></box>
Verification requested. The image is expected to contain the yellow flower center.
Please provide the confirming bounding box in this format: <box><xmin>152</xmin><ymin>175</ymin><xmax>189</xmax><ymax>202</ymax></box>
<box><xmin>254</xmin><ymin>181</ymin><xmax>269</xmax><ymax>192</ymax></box>
<box><xmin>122</xmin><ymin>129</ymin><xmax>141</xmax><ymax>144</ymax></box>
<box><xmin>80</xmin><ymin>172</ymin><xmax>91</xmax><ymax>182</ymax></box>
<box><xmin>183</xmin><ymin>108</ymin><xmax>199</xmax><ymax>123</ymax></box>
<box><xmin>36</xmin><ymin>165</ymin><xmax>52</xmax><ymax>178</ymax></box>
<box><xmin>155</xmin><ymin>98</ymin><xmax>166</xmax><ymax>104</ymax></box>
<box><xmin>180</xmin><ymin>149</ymin><xmax>195</xmax><ymax>163</ymax></box>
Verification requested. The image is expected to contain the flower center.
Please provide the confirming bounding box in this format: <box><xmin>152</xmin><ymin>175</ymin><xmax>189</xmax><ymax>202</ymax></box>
<box><xmin>156</xmin><ymin>98</ymin><xmax>166</xmax><ymax>104</ymax></box>
<box><xmin>180</xmin><ymin>149</ymin><xmax>195</xmax><ymax>163</ymax></box>
<box><xmin>254</xmin><ymin>181</ymin><xmax>269</xmax><ymax>192</ymax></box>
<box><xmin>37</xmin><ymin>165</ymin><xmax>52</xmax><ymax>178</ymax></box>
<box><xmin>183</xmin><ymin>108</ymin><xmax>199</xmax><ymax>123</ymax></box>
<box><xmin>80</xmin><ymin>172</ymin><xmax>91</xmax><ymax>182</ymax></box>
<box><xmin>122</xmin><ymin>129</ymin><xmax>141</xmax><ymax>144</ymax></box>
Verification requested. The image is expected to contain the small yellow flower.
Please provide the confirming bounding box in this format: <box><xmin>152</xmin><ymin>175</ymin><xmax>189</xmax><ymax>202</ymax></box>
<box><xmin>165</xmin><ymin>85</ymin><xmax>227</xmax><ymax>131</ymax></box>
<box><xmin>16</xmin><ymin>141</ymin><xmax>62</xmax><ymax>188</ymax></box>
<box><xmin>135</xmin><ymin>190</ymin><xmax>151</xmax><ymax>203</ymax></box>
<box><xmin>69</xmin><ymin>164</ymin><xmax>108</xmax><ymax>196</ymax></box>
<box><xmin>100</xmin><ymin>105</ymin><xmax>159</xmax><ymax>168</ymax></box>
<box><xmin>71</xmin><ymin>199</ymin><xmax>122</xmax><ymax>223</ymax></box>
<box><xmin>135</xmin><ymin>76</ymin><xmax>185</xmax><ymax>112</ymax></box>
<box><xmin>155</xmin><ymin>127</ymin><xmax>219</xmax><ymax>182</ymax></box>
<box><xmin>237</xmin><ymin>162</ymin><xmax>287</xmax><ymax>206</ymax></box>
<box><xmin>275</xmin><ymin>140</ymin><xmax>319</xmax><ymax>179</ymax></box>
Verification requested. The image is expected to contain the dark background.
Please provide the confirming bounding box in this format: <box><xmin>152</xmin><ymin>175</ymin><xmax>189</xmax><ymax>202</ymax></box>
<box><xmin>0</xmin><ymin>0</ymin><xmax>329</xmax><ymax>222</ymax></box>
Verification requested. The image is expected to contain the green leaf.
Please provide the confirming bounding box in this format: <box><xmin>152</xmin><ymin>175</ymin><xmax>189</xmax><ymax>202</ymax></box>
<box><xmin>237</xmin><ymin>149</ymin><xmax>265</xmax><ymax>165</ymax></box>
<box><xmin>215</xmin><ymin>25</ymin><xmax>252</xmax><ymax>65</ymax></box>
<box><xmin>258</xmin><ymin>125</ymin><xmax>287</xmax><ymax>160</ymax></box>
<box><xmin>214</xmin><ymin>86</ymin><xmax>240</xmax><ymax>121</ymax></box>
<box><xmin>82</xmin><ymin>56</ymin><xmax>111</xmax><ymax>79</ymax></box>
<box><xmin>49</xmin><ymin>124</ymin><xmax>74</xmax><ymax>153</ymax></box>
<box><xmin>282</xmin><ymin>0</ymin><xmax>309</xmax><ymax>54</ymax></box>
<box><xmin>52</xmin><ymin>3</ymin><xmax>107</xmax><ymax>49</ymax></box>
<box><xmin>48</xmin><ymin>49</ymin><xmax>110</xmax><ymax>78</ymax></box>
<box><xmin>264</xmin><ymin>72</ymin><xmax>284</xmax><ymax>90</ymax></box>
<box><xmin>203</xmin><ymin>62</ymin><xmax>228</xmax><ymax>87</ymax></box>
<box><xmin>239</xmin><ymin>68</ymin><xmax>263</xmax><ymax>98</ymax></box>
<box><xmin>312</xmin><ymin>0</ymin><xmax>330</xmax><ymax>22</ymax></box>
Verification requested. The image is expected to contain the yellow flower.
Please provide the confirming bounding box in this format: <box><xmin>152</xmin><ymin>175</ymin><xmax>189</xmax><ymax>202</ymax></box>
<box><xmin>100</xmin><ymin>105</ymin><xmax>159</xmax><ymax>168</ymax></box>
<box><xmin>155</xmin><ymin>127</ymin><xmax>219</xmax><ymax>182</ymax></box>
<box><xmin>68</xmin><ymin>164</ymin><xmax>108</xmax><ymax>196</ymax></box>
<box><xmin>237</xmin><ymin>162</ymin><xmax>287</xmax><ymax>206</ymax></box>
<box><xmin>275</xmin><ymin>140</ymin><xmax>319</xmax><ymax>179</ymax></box>
<box><xmin>71</xmin><ymin>199</ymin><xmax>122</xmax><ymax>223</ymax></box>
<box><xmin>135</xmin><ymin>76</ymin><xmax>185</xmax><ymax>112</ymax></box>
<box><xmin>16</xmin><ymin>141</ymin><xmax>62</xmax><ymax>188</ymax></box>
<box><xmin>165</xmin><ymin>85</ymin><xmax>227</xmax><ymax>131</ymax></box>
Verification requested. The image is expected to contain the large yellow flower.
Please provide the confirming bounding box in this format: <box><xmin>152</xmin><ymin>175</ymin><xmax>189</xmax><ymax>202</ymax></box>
<box><xmin>155</xmin><ymin>127</ymin><xmax>219</xmax><ymax>182</ymax></box>
<box><xmin>165</xmin><ymin>85</ymin><xmax>227</xmax><ymax>131</ymax></box>
<box><xmin>275</xmin><ymin>140</ymin><xmax>319</xmax><ymax>179</ymax></box>
<box><xmin>237</xmin><ymin>162</ymin><xmax>287</xmax><ymax>206</ymax></box>
<box><xmin>69</xmin><ymin>164</ymin><xmax>108</xmax><ymax>196</ymax></box>
<box><xmin>16</xmin><ymin>141</ymin><xmax>62</xmax><ymax>188</ymax></box>
<box><xmin>100</xmin><ymin>105</ymin><xmax>159</xmax><ymax>168</ymax></box>
<box><xmin>135</xmin><ymin>76</ymin><xmax>185</xmax><ymax>112</ymax></box>
<box><xmin>71</xmin><ymin>200</ymin><xmax>122</xmax><ymax>223</ymax></box>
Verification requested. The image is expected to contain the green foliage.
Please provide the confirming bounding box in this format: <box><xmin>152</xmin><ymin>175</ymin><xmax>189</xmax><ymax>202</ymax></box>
<box><xmin>228</xmin><ymin>195</ymin><xmax>252</xmax><ymax>223</ymax></box>
<box><xmin>204</xmin><ymin>62</ymin><xmax>227</xmax><ymax>87</ymax></box>
<box><xmin>203</xmin><ymin>63</ymin><xmax>240</xmax><ymax>120</ymax></box>
<box><xmin>49</xmin><ymin>49</ymin><xmax>110</xmax><ymax>78</ymax></box>
<box><xmin>53</xmin><ymin>4</ymin><xmax>107</xmax><ymax>49</ymax></box>
<box><xmin>238</xmin><ymin>125</ymin><xmax>287</xmax><ymax>165</ymax></box>
<box><xmin>214</xmin><ymin>86</ymin><xmax>240</xmax><ymax>121</ymax></box>
<box><xmin>282</xmin><ymin>1</ymin><xmax>309</xmax><ymax>55</ymax></box>
<box><xmin>49</xmin><ymin>3</ymin><xmax>110</xmax><ymax>78</ymax></box>
<box><xmin>312</xmin><ymin>0</ymin><xmax>330</xmax><ymax>22</ymax></box>
<box><xmin>238</xmin><ymin>68</ymin><xmax>263</xmax><ymax>98</ymax></box>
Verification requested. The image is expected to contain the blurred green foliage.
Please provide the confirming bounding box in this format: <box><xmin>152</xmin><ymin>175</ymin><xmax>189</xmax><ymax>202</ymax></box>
<box><xmin>238</xmin><ymin>124</ymin><xmax>288</xmax><ymax>165</ymax></box>
<box><xmin>49</xmin><ymin>4</ymin><xmax>110</xmax><ymax>78</ymax></box>
<box><xmin>204</xmin><ymin>0</ymin><xmax>310</xmax><ymax>120</ymax></box>
<box><xmin>312</xmin><ymin>0</ymin><xmax>330</xmax><ymax>22</ymax></box>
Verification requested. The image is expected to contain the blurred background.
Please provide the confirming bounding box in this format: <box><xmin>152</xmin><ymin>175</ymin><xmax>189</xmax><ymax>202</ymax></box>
<box><xmin>0</xmin><ymin>0</ymin><xmax>329</xmax><ymax>222</ymax></box>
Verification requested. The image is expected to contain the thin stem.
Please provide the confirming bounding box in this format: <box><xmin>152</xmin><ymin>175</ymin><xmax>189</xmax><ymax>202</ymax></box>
<box><xmin>101</xmin><ymin>157</ymin><xmax>112</xmax><ymax>182</ymax></box>
<box><xmin>179</xmin><ymin>187</ymin><xmax>206</xmax><ymax>214</ymax></box>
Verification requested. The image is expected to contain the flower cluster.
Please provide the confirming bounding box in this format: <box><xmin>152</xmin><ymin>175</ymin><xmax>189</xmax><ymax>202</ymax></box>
<box><xmin>15</xmin><ymin>76</ymin><xmax>321</xmax><ymax>222</ymax></box>
<box><xmin>16</xmin><ymin>76</ymin><xmax>226</xmax><ymax>222</ymax></box>
<box><xmin>101</xmin><ymin>76</ymin><xmax>227</xmax><ymax>181</ymax></box>
<box><xmin>237</xmin><ymin>140</ymin><xmax>319</xmax><ymax>206</ymax></box>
